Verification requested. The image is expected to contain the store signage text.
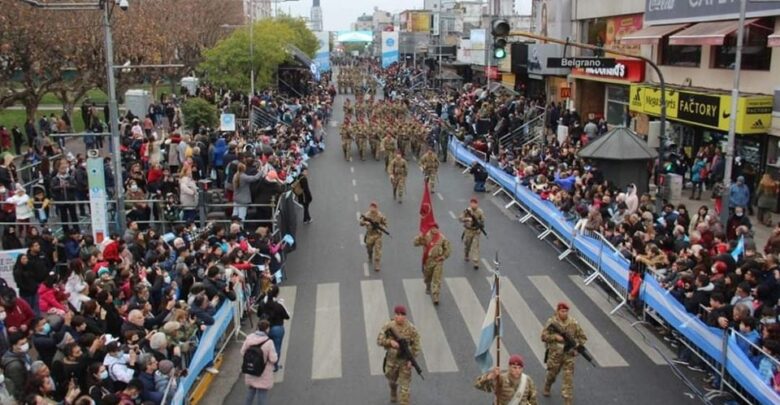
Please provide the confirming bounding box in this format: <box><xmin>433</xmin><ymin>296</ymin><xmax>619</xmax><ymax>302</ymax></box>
<box><xmin>547</xmin><ymin>57</ymin><xmax>617</xmax><ymax>69</ymax></box>
<box><xmin>572</xmin><ymin>59</ymin><xmax>645</xmax><ymax>83</ymax></box>
<box><xmin>645</xmin><ymin>0</ymin><xmax>780</xmax><ymax>24</ymax></box>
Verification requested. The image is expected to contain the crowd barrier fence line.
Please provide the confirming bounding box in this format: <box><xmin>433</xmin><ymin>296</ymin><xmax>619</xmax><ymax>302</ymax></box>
<box><xmin>448</xmin><ymin>137</ymin><xmax>779</xmax><ymax>405</ymax></box>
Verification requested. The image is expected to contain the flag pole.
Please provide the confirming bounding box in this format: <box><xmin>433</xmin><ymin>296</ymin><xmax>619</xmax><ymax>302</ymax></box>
<box><xmin>493</xmin><ymin>251</ymin><xmax>501</xmax><ymax>405</ymax></box>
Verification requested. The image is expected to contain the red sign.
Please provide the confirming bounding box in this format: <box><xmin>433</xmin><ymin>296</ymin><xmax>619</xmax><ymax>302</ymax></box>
<box><xmin>560</xmin><ymin>87</ymin><xmax>571</xmax><ymax>98</ymax></box>
<box><xmin>486</xmin><ymin>66</ymin><xmax>501</xmax><ymax>80</ymax></box>
<box><xmin>572</xmin><ymin>59</ymin><xmax>645</xmax><ymax>83</ymax></box>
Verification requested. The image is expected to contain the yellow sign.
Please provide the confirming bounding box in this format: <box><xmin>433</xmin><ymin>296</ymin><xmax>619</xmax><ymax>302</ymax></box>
<box><xmin>408</xmin><ymin>11</ymin><xmax>431</xmax><ymax>33</ymax></box>
<box><xmin>629</xmin><ymin>84</ymin><xmax>772</xmax><ymax>135</ymax></box>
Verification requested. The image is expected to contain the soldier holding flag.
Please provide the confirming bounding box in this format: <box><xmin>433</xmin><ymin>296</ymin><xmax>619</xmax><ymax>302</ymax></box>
<box><xmin>474</xmin><ymin>354</ymin><xmax>539</xmax><ymax>405</ymax></box>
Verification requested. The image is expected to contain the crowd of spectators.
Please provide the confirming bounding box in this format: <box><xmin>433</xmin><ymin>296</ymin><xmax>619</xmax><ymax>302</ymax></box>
<box><xmin>0</xmin><ymin>71</ymin><xmax>330</xmax><ymax>404</ymax></box>
<box><xmin>383</xmin><ymin>61</ymin><xmax>780</xmax><ymax>396</ymax></box>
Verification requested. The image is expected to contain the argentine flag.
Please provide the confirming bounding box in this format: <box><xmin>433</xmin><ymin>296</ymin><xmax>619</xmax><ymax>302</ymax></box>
<box><xmin>474</xmin><ymin>276</ymin><xmax>502</xmax><ymax>373</ymax></box>
<box><xmin>731</xmin><ymin>236</ymin><xmax>745</xmax><ymax>261</ymax></box>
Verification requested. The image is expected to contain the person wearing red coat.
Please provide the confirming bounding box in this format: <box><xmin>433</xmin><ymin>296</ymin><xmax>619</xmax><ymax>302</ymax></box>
<box><xmin>37</xmin><ymin>277</ymin><xmax>68</xmax><ymax>315</ymax></box>
<box><xmin>2</xmin><ymin>294</ymin><xmax>35</xmax><ymax>333</ymax></box>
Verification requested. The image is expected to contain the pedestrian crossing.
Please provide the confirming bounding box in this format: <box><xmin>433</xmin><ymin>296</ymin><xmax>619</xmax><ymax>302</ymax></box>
<box><xmin>271</xmin><ymin>274</ymin><xmax>669</xmax><ymax>383</ymax></box>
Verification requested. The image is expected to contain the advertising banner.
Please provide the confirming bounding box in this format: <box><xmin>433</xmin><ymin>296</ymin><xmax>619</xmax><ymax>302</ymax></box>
<box><xmin>314</xmin><ymin>31</ymin><xmax>330</xmax><ymax>74</ymax></box>
<box><xmin>527</xmin><ymin>43</ymin><xmax>570</xmax><ymax>76</ymax></box>
<box><xmin>605</xmin><ymin>14</ymin><xmax>643</xmax><ymax>56</ymax></box>
<box><xmin>381</xmin><ymin>31</ymin><xmax>399</xmax><ymax>68</ymax></box>
<box><xmin>406</xmin><ymin>11</ymin><xmax>432</xmax><ymax>33</ymax></box>
<box><xmin>87</xmin><ymin>156</ymin><xmax>109</xmax><ymax>244</ymax></box>
<box><xmin>645</xmin><ymin>0</ymin><xmax>780</xmax><ymax>25</ymax></box>
<box><xmin>629</xmin><ymin>84</ymin><xmax>773</xmax><ymax>134</ymax></box>
<box><xmin>0</xmin><ymin>248</ymin><xmax>26</xmax><ymax>292</ymax></box>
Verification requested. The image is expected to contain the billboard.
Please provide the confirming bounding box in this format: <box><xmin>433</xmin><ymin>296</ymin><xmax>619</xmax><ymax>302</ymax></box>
<box><xmin>404</xmin><ymin>10</ymin><xmax>432</xmax><ymax>33</ymax></box>
<box><xmin>381</xmin><ymin>31</ymin><xmax>399</xmax><ymax>68</ymax></box>
<box><xmin>605</xmin><ymin>14</ymin><xmax>643</xmax><ymax>56</ymax></box>
<box><xmin>314</xmin><ymin>31</ymin><xmax>330</xmax><ymax>73</ymax></box>
<box><xmin>645</xmin><ymin>0</ymin><xmax>780</xmax><ymax>25</ymax></box>
<box><xmin>533</xmin><ymin>0</ymin><xmax>572</xmax><ymax>40</ymax></box>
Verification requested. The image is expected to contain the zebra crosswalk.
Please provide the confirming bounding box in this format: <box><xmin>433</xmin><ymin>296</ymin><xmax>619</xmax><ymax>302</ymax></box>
<box><xmin>271</xmin><ymin>274</ymin><xmax>668</xmax><ymax>383</ymax></box>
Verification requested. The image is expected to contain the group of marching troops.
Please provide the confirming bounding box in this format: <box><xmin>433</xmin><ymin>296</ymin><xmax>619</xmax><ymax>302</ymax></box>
<box><xmin>336</xmin><ymin>66</ymin><xmax>372</xmax><ymax>95</ymax></box>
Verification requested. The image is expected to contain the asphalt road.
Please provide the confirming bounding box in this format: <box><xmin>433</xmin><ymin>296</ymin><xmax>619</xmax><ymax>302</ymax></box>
<box><xmin>211</xmin><ymin>93</ymin><xmax>700</xmax><ymax>405</ymax></box>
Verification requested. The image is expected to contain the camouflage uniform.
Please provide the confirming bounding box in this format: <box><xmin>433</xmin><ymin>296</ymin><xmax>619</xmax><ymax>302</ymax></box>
<box><xmin>369</xmin><ymin>126</ymin><xmax>381</xmax><ymax>160</ymax></box>
<box><xmin>541</xmin><ymin>315</ymin><xmax>587</xmax><ymax>404</ymax></box>
<box><xmin>389</xmin><ymin>155</ymin><xmax>408</xmax><ymax>202</ymax></box>
<box><xmin>355</xmin><ymin>122</ymin><xmax>368</xmax><ymax>161</ymax></box>
<box><xmin>413</xmin><ymin>228</ymin><xmax>451</xmax><ymax>304</ymax></box>
<box><xmin>419</xmin><ymin>150</ymin><xmax>439</xmax><ymax>192</ymax></box>
<box><xmin>340</xmin><ymin>122</ymin><xmax>353</xmax><ymax>161</ymax></box>
<box><xmin>360</xmin><ymin>209</ymin><xmax>387</xmax><ymax>271</ymax></box>
<box><xmin>474</xmin><ymin>371</ymin><xmax>539</xmax><ymax>405</ymax></box>
<box><xmin>397</xmin><ymin>128</ymin><xmax>410</xmax><ymax>157</ymax></box>
<box><xmin>376</xmin><ymin>319</ymin><xmax>421</xmax><ymax>404</ymax></box>
<box><xmin>382</xmin><ymin>135</ymin><xmax>397</xmax><ymax>171</ymax></box>
<box><xmin>459</xmin><ymin>206</ymin><xmax>485</xmax><ymax>268</ymax></box>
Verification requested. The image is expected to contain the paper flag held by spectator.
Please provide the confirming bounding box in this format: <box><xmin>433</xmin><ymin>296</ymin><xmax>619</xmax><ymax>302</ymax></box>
<box><xmin>283</xmin><ymin>234</ymin><xmax>295</xmax><ymax>246</ymax></box>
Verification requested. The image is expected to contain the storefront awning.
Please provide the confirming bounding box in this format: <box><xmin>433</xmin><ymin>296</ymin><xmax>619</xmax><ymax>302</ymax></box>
<box><xmin>619</xmin><ymin>23</ymin><xmax>688</xmax><ymax>45</ymax></box>
<box><xmin>669</xmin><ymin>19</ymin><xmax>760</xmax><ymax>46</ymax></box>
<box><xmin>769</xmin><ymin>33</ymin><xmax>780</xmax><ymax>47</ymax></box>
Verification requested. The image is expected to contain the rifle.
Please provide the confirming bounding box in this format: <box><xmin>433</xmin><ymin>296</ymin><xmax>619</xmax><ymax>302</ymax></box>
<box><xmin>361</xmin><ymin>215</ymin><xmax>391</xmax><ymax>237</ymax></box>
<box><xmin>465</xmin><ymin>209</ymin><xmax>488</xmax><ymax>238</ymax></box>
<box><xmin>384</xmin><ymin>327</ymin><xmax>424</xmax><ymax>380</ymax></box>
<box><xmin>546</xmin><ymin>323</ymin><xmax>596</xmax><ymax>367</ymax></box>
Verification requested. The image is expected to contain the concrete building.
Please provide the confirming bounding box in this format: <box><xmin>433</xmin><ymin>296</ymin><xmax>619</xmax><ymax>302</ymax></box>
<box><xmin>351</xmin><ymin>13</ymin><xmax>373</xmax><ymax>31</ymax></box>
<box><xmin>310</xmin><ymin>0</ymin><xmax>323</xmax><ymax>32</ymax></box>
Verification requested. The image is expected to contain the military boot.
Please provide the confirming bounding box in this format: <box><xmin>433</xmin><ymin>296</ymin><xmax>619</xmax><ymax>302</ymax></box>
<box><xmin>563</xmin><ymin>398</ymin><xmax>573</xmax><ymax>405</ymax></box>
<box><xmin>390</xmin><ymin>384</ymin><xmax>398</xmax><ymax>403</ymax></box>
<box><xmin>542</xmin><ymin>384</ymin><xmax>551</xmax><ymax>397</ymax></box>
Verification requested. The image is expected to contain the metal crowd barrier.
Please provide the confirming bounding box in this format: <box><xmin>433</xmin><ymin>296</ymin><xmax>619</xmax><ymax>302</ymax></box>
<box><xmin>448</xmin><ymin>137</ymin><xmax>779</xmax><ymax>404</ymax></box>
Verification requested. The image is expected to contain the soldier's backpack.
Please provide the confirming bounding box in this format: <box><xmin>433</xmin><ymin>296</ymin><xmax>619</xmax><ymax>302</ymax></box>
<box><xmin>241</xmin><ymin>337</ymin><xmax>271</xmax><ymax>376</ymax></box>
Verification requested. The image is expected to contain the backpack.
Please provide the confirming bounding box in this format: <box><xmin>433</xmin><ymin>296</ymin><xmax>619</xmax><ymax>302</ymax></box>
<box><xmin>291</xmin><ymin>178</ymin><xmax>304</xmax><ymax>197</ymax></box>
<box><xmin>241</xmin><ymin>337</ymin><xmax>271</xmax><ymax>376</ymax></box>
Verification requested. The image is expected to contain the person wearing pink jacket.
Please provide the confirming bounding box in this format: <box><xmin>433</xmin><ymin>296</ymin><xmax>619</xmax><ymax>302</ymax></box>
<box><xmin>241</xmin><ymin>319</ymin><xmax>278</xmax><ymax>405</ymax></box>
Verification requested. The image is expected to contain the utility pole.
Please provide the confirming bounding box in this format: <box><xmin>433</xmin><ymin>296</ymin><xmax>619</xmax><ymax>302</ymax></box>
<box><xmin>249</xmin><ymin>0</ymin><xmax>256</xmax><ymax>135</ymax></box>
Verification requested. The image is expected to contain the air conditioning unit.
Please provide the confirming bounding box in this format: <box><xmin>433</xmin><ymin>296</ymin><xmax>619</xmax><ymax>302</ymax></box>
<box><xmin>647</xmin><ymin>121</ymin><xmax>660</xmax><ymax>148</ymax></box>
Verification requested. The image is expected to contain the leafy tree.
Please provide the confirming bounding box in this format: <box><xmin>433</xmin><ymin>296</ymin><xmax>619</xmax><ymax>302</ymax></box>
<box><xmin>181</xmin><ymin>97</ymin><xmax>217</xmax><ymax>130</ymax></box>
<box><xmin>198</xmin><ymin>17</ymin><xmax>319</xmax><ymax>91</ymax></box>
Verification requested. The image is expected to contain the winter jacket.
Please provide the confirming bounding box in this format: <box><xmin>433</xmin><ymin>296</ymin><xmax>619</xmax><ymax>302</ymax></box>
<box><xmin>38</xmin><ymin>283</ymin><xmax>67</xmax><ymax>313</ymax></box>
<box><xmin>3</xmin><ymin>299</ymin><xmax>34</xmax><ymax>331</ymax></box>
<box><xmin>210</xmin><ymin>138</ymin><xmax>227</xmax><ymax>167</ymax></box>
<box><xmin>179</xmin><ymin>176</ymin><xmax>198</xmax><ymax>208</ymax></box>
<box><xmin>50</xmin><ymin>172</ymin><xmax>77</xmax><ymax>201</ymax></box>
<box><xmin>139</xmin><ymin>371</ymin><xmax>163</xmax><ymax>404</ymax></box>
<box><xmin>728</xmin><ymin>184</ymin><xmax>750</xmax><ymax>208</ymax></box>
<box><xmin>691</xmin><ymin>159</ymin><xmax>707</xmax><ymax>183</ymax></box>
<box><xmin>240</xmin><ymin>331</ymin><xmax>278</xmax><ymax>390</ymax></box>
<box><xmin>1</xmin><ymin>350</ymin><xmax>31</xmax><ymax>400</ymax></box>
<box><xmin>233</xmin><ymin>172</ymin><xmax>265</xmax><ymax>205</ymax></box>
<box><xmin>5</xmin><ymin>194</ymin><xmax>33</xmax><ymax>220</ymax></box>
<box><xmin>13</xmin><ymin>262</ymin><xmax>37</xmax><ymax>297</ymax></box>
<box><xmin>683</xmin><ymin>283</ymin><xmax>715</xmax><ymax>314</ymax></box>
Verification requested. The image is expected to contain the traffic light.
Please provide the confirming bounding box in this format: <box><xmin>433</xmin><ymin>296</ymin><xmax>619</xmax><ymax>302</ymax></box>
<box><xmin>491</xmin><ymin>19</ymin><xmax>510</xmax><ymax>60</ymax></box>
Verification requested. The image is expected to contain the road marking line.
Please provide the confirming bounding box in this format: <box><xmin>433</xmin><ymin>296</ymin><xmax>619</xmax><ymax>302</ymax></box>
<box><xmin>273</xmin><ymin>286</ymin><xmax>297</xmax><ymax>383</ymax></box>
<box><xmin>363</xmin><ymin>262</ymin><xmax>369</xmax><ymax>277</ymax></box>
<box><xmin>354</xmin><ymin>193</ymin><xmax>359</xmax><ymax>202</ymax></box>
<box><xmin>481</xmin><ymin>258</ymin><xmax>494</xmax><ymax>271</ymax></box>
<box><xmin>529</xmin><ymin>276</ymin><xmax>629</xmax><ymax>367</ymax></box>
<box><xmin>436</xmin><ymin>193</ymin><xmax>444</xmax><ymax>201</ymax></box>
<box><xmin>361</xmin><ymin>280</ymin><xmax>390</xmax><ymax>375</ymax></box>
<box><xmin>356</xmin><ymin>211</ymin><xmax>361</xmax><ymax>221</ymax></box>
<box><xmin>359</xmin><ymin>233</ymin><xmax>365</xmax><ymax>246</ymax></box>
<box><xmin>352</xmin><ymin>179</ymin><xmax>357</xmax><ymax>187</ymax></box>
<box><xmin>446</xmin><ymin>277</ymin><xmax>511</xmax><ymax>368</ymax></box>
<box><xmin>448</xmin><ymin>210</ymin><xmax>456</xmax><ymax>219</ymax></box>
<box><xmin>312</xmin><ymin>283</ymin><xmax>342</xmax><ymax>379</ymax></box>
<box><xmin>402</xmin><ymin>279</ymin><xmax>459</xmax><ymax>373</ymax></box>
<box><xmin>485</xmin><ymin>277</ymin><xmax>546</xmax><ymax>366</ymax></box>
<box><xmin>568</xmin><ymin>275</ymin><xmax>671</xmax><ymax>366</ymax></box>
<box><xmin>350</xmin><ymin>167</ymin><xmax>354</xmax><ymax>173</ymax></box>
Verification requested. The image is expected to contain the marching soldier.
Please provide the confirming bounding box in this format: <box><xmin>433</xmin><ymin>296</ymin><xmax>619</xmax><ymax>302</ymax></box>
<box><xmin>360</xmin><ymin>201</ymin><xmax>388</xmax><ymax>272</ymax></box>
<box><xmin>413</xmin><ymin>224</ymin><xmax>451</xmax><ymax>305</ymax></box>
<box><xmin>340</xmin><ymin>119</ymin><xmax>353</xmax><ymax>161</ymax></box>
<box><xmin>388</xmin><ymin>151</ymin><xmax>408</xmax><ymax>203</ymax></box>
<box><xmin>419</xmin><ymin>146</ymin><xmax>440</xmax><ymax>193</ymax></box>
<box><xmin>377</xmin><ymin>305</ymin><xmax>421</xmax><ymax>405</ymax></box>
<box><xmin>474</xmin><ymin>354</ymin><xmax>539</xmax><ymax>405</ymax></box>
<box><xmin>357</xmin><ymin>120</ymin><xmax>370</xmax><ymax>161</ymax></box>
<box><xmin>343</xmin><ymin>98</ymin><xmax>353</xmax><ymax>117</ymax></box>
<box><xmin>382</xmin><ymin>133</ymin><xmax>397</xmax><ymax>171</ymax></box>
<box><xmin>369</xmin><ymin>121</ymin><xmax>381</xmax><ymax>161</ymax></box>
<box><xmin>540</xmin><ymin>302</ymin><xmax>587</xmax><ymax>405</ymax></box>
<box><xmin>397</xmin><ymin>125</ymin><xmax>410</xmax><ymax>157</ymax></box>
<box><xmin>459</xmin><ymin>198</ymin><xmax>485</xmax><ymax>270</ymax></box>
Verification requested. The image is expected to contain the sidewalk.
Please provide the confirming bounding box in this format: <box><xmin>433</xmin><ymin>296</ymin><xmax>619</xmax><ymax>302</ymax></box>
<box><xmin>670</xmin><ymin>189</ymin><xmax>776</xmax><ymax>250</ymax></box>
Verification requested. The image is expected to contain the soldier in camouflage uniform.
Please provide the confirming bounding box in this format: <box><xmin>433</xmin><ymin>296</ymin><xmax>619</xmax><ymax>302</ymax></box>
<box><xmin>360</xmin><ymin>201</ymin><xmax>388</xmax><ymax>272</ymax></box>
<box><xmin>459</xmin><ymin>198</ymin><xmax>485</xmax><ymax>270</ymax></box>
<box><xmin>409</xmin><ymin>121</ymin><xmax>422</xmax><ymax>158</ymax></box>
<box><xmin>340</xmin><ymin>119</ymin><xmax>353</xmax><ymax>161</ymax></box>
<box><xmin>419</xmin><ymin>146</ymin><xmax>439</xmax><ymax>193</ymax></box>
<box><xmin>474</xmin><ymin>354</ymin><xmax>539</xmax><ymax>405</ymax></box>
<box><xmin>377</xmin><ymin>305</ymin><xmax>421</xmax><ymax>404</ymax></box>
<box><xmin>413</xmin><ymin>224</ymin><xmax>451</xmax><ymax>305</ymax></box>
<box><xmin>382</xmin><ymin>132</ymin><xmax>397</xmax><ymax>171</ymax></box>
<box><xmin>388</xmin><ymin>151</ymin><xmax>408</xmax><ymax>203</ymax></box>
<box><xmin>355</xmin><ymin>119</ymin><xmax>368</xmax><ymax>161</ymax></box>
<box><xmin>369</xmin><ymin>120</ymin><xmax>381</xmax><ymax>161</ymax></box>
<box><xmin>540</xmin><ymin>302</ymin><xmax>587</xmax><ymax>405</ymax></box>
<box><xmin>396</xmin><ymin>124</ymin><xmax>410</xmax><ymax>157</ymax></box>
<box><xmin>343</xmin><ymin>98</ymin><xmax>353</xmax><ymax>118</ymax></box>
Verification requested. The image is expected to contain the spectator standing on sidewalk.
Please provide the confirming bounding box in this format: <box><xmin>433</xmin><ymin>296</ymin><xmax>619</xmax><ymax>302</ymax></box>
<box><xmin>729</xmin><ymin>176</ymin><xmax>751</xmax><ymax>212</ymax></box>
<box><xmin>49</xmin><ymin>159</ymin><xmax>80</xmax><ymax>234</ymax></box>
<box><xmin>756</xmin><ymin>174</ymin><xmax>778</xmax><ymax>227</ymax></box>
<box><xmin>295</xmin><ymin>167</ymin><xmax>313</xmax><ymax>224</ymax></box>
<box><xmin>241</xmin><ymin>319</ymin><xmax>278</xmax><ymax>405</ymax></box>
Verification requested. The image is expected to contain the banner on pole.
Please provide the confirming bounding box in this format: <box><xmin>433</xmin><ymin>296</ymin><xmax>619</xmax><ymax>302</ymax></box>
<box><xmin>87</xmin><ymin>156</ymin><xmax>109</xmax><ymax>244</ymax></box>
<box><xmin>381</xmin><ymin>31</ymin><xmax>399</xmax><ymax>68</ymax></box>
<box><xmin>314</xmin><ymin>31</ymin><xmax>331</xmax><ymax>75</ymax></box>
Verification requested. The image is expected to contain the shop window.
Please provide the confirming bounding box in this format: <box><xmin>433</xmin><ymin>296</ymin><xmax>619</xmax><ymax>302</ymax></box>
<box><xmin>659</xmin><ymin>37</ymin><xmax>701</xmax><ymax>67</ymax></box>
<box><xmin>605</xmin><ymin>85</ymin><xmax>630</xmax><ymax>126</ymax></box>
<box><xmin>712</xmin><ymin>19</ymin><xmax>773</xmax><ymax>71</ymax></box>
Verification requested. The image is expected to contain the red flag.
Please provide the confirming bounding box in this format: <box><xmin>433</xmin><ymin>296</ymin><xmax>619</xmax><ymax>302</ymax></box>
<box><xmin>419</xmin><ymin>181</ymin><xmax>437</xmax><ymax>234</ymax></box>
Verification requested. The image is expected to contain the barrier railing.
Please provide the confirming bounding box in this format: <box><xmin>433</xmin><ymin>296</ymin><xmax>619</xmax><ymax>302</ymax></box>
<box><xmin>448</xmin><ymin>137</ymin><xmax>780</xmax><ymax>405</ymax></box>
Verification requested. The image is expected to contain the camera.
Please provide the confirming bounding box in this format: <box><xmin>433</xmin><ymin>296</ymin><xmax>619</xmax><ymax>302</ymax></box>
<box><xmin>116</xmin><ymin>0</ymin><xmax>129</xmax><ymax>10</ymax></box>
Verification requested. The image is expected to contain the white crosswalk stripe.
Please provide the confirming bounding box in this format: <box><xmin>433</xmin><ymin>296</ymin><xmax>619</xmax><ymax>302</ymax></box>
<box><xmin>529</xmin><ymin>276</ymin><xmax>629</xmax><ymax>367</ymax></box>
<box><xmin>312</xmin><ymin>283</ymin><xmax>342</xmax><ymax>379</ymax></box>
<box><xmin>402</xmin><ymin>279</ymin><xmax>459</xmax><ymax>373</ymax></box>
<box><xmin>361</xmin><ymin>280</ymin><xmax>391</xmax><ymax>375</ymax></box>
<box><xmin>485</xmin><ymin>277</ymin><xmax>547</xmax><ymax>366</ymax></box>
<box><xmin>446</xmin><ymin>277</ymin><xmax>511</xmax><ymax>369</ymax></box>
<box><xmin>274</xmin><ymin>286</ymin><xmax>297</xmax><ymax>383</ymax></box>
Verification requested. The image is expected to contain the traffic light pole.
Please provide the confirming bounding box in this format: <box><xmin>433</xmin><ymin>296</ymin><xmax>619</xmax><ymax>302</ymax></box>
<box><xmin>509</xmin><ymin>31</ymin><xmax>667</xmax><ymax>212</ymax></box>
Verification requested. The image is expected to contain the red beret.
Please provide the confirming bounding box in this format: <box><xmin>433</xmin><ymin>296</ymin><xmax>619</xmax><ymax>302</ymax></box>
<box><xmin>713</xmin><ymin>261</ymin><xmax>728</xmax><ymax>274</ymax></box>
<box><xmin>508</xmin><ymin>354</ymin><xmax>524</xmax><ymax>367</ymax></box>
<box><xmin>369</xmin><ymin>201</ymin><xmax>378</xmax><ymax>207</ymax></box>
<box><xmin>557</xmin><ymin>302</ymin><xmax>570</xmax><ymax>311</ymax></box>
<box><xmin>470</xmin><ymin>197</ymin><xmax>478</xmax><ymax>203</ymax></box>
<box><xmin>393</xmin><ymin>305</ymin><xmax>407</xmax><ymax>315</ymax></box>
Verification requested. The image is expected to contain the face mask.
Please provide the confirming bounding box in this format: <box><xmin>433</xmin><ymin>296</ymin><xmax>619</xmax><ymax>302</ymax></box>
<box><xmin>99</xmin><ymin>370</ymin><xmax>109</xmax><ymax>380</ymax></box>
<box><xmin>130</xmin><ymin>185</ymin><xmax>139</xmax><ymax>192</ymax></box>
<box><xmin>19</xmin><ymin>343</ymin><xmax>30</xmax><ymax>353</ymax></box>
<box><xmin>164</xmin><ymin>275</ymin><xmax>171</xmax><ymax>284</ymax></box>
<box><xmin>0</xmin><ymin>373</ymin><xmax>4</xmax><ymax>385</ymax></box>
<box><xmin>42</xmin><ymin>323</ymin><xmax>51</xmax><ymax>334</ymax></box>
<box><xmin>0</xmin><ymin>312</ymin><xmax>6</xmax><ymax>321</ymax></box>
<box><xmin>736</xmin><ymin>212</ymin><xmax>744</xmax><ymax>217</ymax></box>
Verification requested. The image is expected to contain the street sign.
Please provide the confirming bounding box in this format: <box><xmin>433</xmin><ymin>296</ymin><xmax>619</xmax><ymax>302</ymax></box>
<box><xmin>546</xmin><ymin>57</ymin><xmax>616</xmax><ymax>69</ymax></box>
